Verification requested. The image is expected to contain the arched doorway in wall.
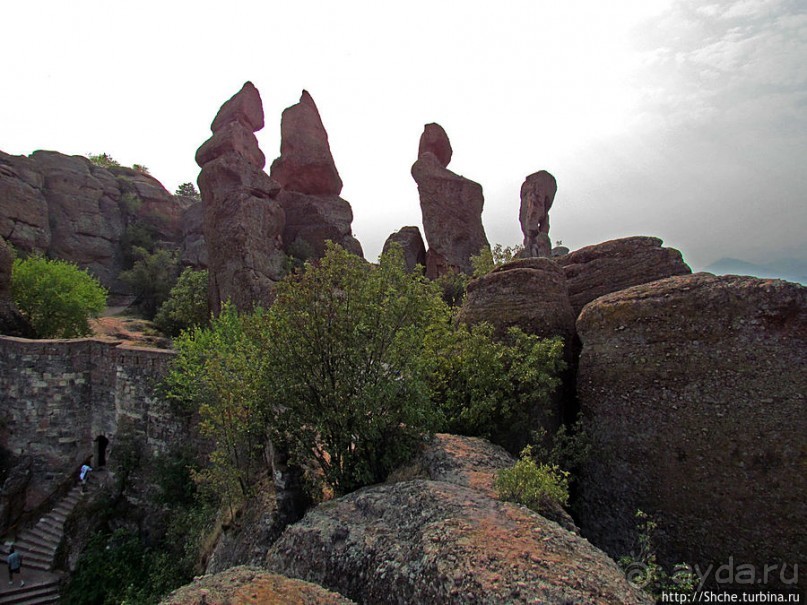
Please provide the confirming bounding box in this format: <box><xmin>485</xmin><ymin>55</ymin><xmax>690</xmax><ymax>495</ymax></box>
<box><xmin>94</xmin><ymin>435</ymin><xmax>109</xmax><ymax>467</ymax></box>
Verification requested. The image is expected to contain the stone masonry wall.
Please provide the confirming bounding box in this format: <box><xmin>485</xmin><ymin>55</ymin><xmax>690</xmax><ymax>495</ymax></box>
<box><xmin>0</xmin><ymin>335</ymin><xmax>186</xmax><ymax>527</ymax></box>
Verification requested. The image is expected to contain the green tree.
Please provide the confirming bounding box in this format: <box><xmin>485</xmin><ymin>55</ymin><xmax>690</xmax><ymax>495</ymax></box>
<box><xmin>175</xmin><ymin>182</ymin><xmax>201</xmax><ymax>200</ymax></box>
<box><xmin>153</xmin><ymin>268</ymin><xmax>209</xmax><ymax>336</ymax></box>
<box><xmin>119</xmin><ymin>248</ymin><xmax>179</xmax><ymax>319</ymax></box>
<box><xmin>261</xmin><ymin>243</ymin><xmax>449</xmax><ymax>495</ymax></box>
<box><xmin>131</xmin><ymin>163</ymin><xmax>150</xmax><ymax>174</ymax></box>
<box><xmin>428</xmin><ymin>322</ymin><xmax>565</xmax><ymax>451</ymax></box>
<box><xmin>165</xmin><ymin>304</ymin><xmax>269</xmax><ymax>509</ymax></box>
<box><xmin>11</xmin><ymin>256</ymin><xmax>107</xmax><ymax>338</ymax></box>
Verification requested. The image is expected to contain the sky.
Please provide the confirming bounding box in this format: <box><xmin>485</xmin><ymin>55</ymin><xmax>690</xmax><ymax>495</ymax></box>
<box><xmin>1</xmin><ymin>0</ymin><xmax>805</xmax><ymax>270</ymax></box>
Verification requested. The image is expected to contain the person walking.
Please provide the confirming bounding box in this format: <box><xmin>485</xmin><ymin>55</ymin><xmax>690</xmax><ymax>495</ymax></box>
<box><xmin>7</xmin><ymin>545</ymin><xmax>23</xmax><ymax>587</ymax></box>
<box><xmin>79</xmin><ymin>463</ymin><xmax>92</xmax><ymax>492</ymax></box>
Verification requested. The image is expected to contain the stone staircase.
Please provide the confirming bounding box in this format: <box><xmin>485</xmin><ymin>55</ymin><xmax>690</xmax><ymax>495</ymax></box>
<box><xmin>0</xmin><ymin>483</ymin><xmax>90</xmax><ymax>604</ymax></box>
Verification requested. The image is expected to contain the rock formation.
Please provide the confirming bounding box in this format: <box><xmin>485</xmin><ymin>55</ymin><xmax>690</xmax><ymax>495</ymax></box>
<box><xmin>196</xmin><ymin>82</ymin><xmax>286</xmax><ymax>313</ymax></box>
<box><xmin>162</xmin><ymin>566</ymin><xmax>355</xmax><ymax>605</ymax></box>
<box><xmin>519</xmin><ymin>170</ymin><xmax>556</xmax><ymax>257</ymax></box>
<box><xmin>576</xmin><ymin>273</ymin><xmax>807</xmax><ymax>581</ymax></box>
<box><xmin>0</xmin><ymin>237</ymin><xmax>33</xmax><ymax>337</ymax></box>
<box><xmin>179</xmin><ymin>202</ymin><xmax>206</xmax><ymax>269</ymax></box>
<box><xmin>0</xmin><ymin>149</ymin><xmax>195</xmax><ymax>294</ymax></box>
<box><xmin>457</xmin><ymin>258</ymin><xmax>575</xmax><ymax>342</ymax></box>
<box><xmin>381</xmin><ymin>226</ymin><xmax>426</xmax><ymax>272</ymax></box>
<box><xmin>270</xmin><ymin>91</ymin><xmax>362</xmax><ymax>259</ymax></box>
<box><xmin>266</xmin><ymin>477</ymin><xmax>652</xmax><ymax>604</ymax></box>
<box><xmin>411</xmin><ymin>123</ymin><xmax>489</xmax><ymax>279</ymax></box>
<box><xmin>556</xmin><ymin>236</ymin><xmax>691</xmax><ymax>316</ymax></box>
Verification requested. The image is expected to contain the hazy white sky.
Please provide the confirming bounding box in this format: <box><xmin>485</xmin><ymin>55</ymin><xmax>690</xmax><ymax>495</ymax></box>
<box><xmin>2</xmin><ymin>0</ymin><xmax>805</xmax><ymax>269</ymax></box>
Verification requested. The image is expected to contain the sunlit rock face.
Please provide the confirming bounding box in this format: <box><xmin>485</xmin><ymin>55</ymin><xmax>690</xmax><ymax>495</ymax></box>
<box><xmin>270</xmin><ymin>91</ymin><xmax>362</xmax><ymax>259</ymax></box>
<box><xmin>519</xmin><ymin>170</ymin><xmax>556</xmax><ymax>258</ymax></box>
<box><xmin>411</xmin><ymin>123</ymin><xmax>489</xmax><ymax>279</ymax></box>
<box><xmin>196</xmin><ymin>81</ymin><xmax>286</xmax><ymax>314</ymax></box>
<box><xmin>576</xmin><ymin>273</ymin><xmax>807</xmax><ymax>583</ymax></box>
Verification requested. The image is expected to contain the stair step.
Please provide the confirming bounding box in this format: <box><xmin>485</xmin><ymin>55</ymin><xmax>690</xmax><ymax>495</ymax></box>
<box><xmin>37</xmin><ymin>519</ymin><xmax>63</xmax><ymax>534</ymax></box>
<box><xmin>31</xmin><ymin>525</ymin><xmax>60</xmax><ymax>542</ymax></box>
<box><xmin>0</xmin><ymin>582</ymin><xmax>60</xmax><ymax>605</ymax></box>
<box><xmin>12</xmin><ymin>534</ymin><xmax>58</xmax><ymax>553</ymax></box>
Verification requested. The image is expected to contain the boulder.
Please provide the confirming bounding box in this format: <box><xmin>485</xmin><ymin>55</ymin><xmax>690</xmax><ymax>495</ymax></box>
<box><xmin>576</xmin><ymin>273</ymin><xmax>807</xmax><ymax>582</ymax></box>
<box><xmin>381</xmin><ymin>226</ymin><xmax>426</xmax><ymax>272</ymax></box>
<box><xmin>411</xmin><ymin>124</ymin><xmax>489</xmax><ymax>279</ymax></box>
<box><xmin>0</xmin><ymin>236</ymin><xmax>13</xmax><ymax>300</ymax></box>
<box><xmin>0</xmin><ymin>151</ymin><xmax>50</xmax><ymax>253</ymax></box>
<box><xmin>266</xmin><ymin>478</ymin><xmax>651</xmax><ymax>605</ymax></box>
<box><xmin>457</xmin><ymin>258</ymin><xmax>575</xmax><ymax>342</ymax></box>
<box><xmin>519</xmin><ymin>170</ymin><xmax>556</xmax><ymax>258</ymax></box>
<box><xmin>162</xmin><ymin>566</ymin><xmax>354</xmax><ymax>605</ymax></box>
<box><xmin>270</xmin><ymin>91</ymin><xmax>343</xmax><ymax>196</ymax></box>
<box><xmin>556</xmin><ymin>236</ymin><xmax>691</xmax><ymax>316</ymax></box>
<box><xmin>197</xmin><ymin>83</ymin><xmax>286</xmax><ymax>314</ymax></box>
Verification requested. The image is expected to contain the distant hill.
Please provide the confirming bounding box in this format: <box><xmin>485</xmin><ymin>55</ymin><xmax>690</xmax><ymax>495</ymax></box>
<box><xmin>704</xmin><ymin>257</ymin><xmax>807</xmax><ymax>285</ymax></box>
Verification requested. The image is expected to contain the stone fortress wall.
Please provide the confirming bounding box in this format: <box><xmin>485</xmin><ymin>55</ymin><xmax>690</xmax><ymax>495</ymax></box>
<box><xmin>0</xmin><ymin>335</ymin><xmax>186</xmax><ymax>530</ymax></box>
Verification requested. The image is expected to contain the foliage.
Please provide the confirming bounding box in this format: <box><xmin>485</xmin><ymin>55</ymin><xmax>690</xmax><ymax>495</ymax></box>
<box><xmin>259</xmin><ymin>243</ymin><xmax>450</xmax><ymax>495</ymax></box>
<box><xmin>618</xmin><ymin>510</ymin><xmax>696</xmax><ymax>598</ymax></box>
<box><xmin>153</xmin><ymin>268</ymin><xmax>209</xmax><ymax>336</ymax></box>
<box><xmin>119</xmin><ymin>222</ymin><xmax>156</xmax><ymax>268</ymax></box>
<box><xmin>495</xmin><ymin>446</ymin><xmax>570</xmax><ymax>513</ymax></box>
<box><xmin>470</xmin><ymin>243</ymin><xmax>524</xmax><ymax>277</ymax></box>
<box><xmin>175</xmin><ymin>182</ymin><xmax>201</xmax><ymax>200</ymax></box>
<box><xmin>120</xmin><ymin>192</ymin><xmax>142</xmax><ymax>215</ymax></box>
<box><xmin>432</xmin><ymin>271</ymin><xmax>470</xmax><ymax>307</ymax></box>
<box><xmin>165</xmin><ymin>304</ymin><xmax>269</xmax><ymax>507</ymax></box>
<box><xmin>131</xmin><ymin>163</ymin><xmax>150</xmax><ymax>174</ymax></box>
<box><xmin>283</xmin><ymin>237</ymin><xmax>316</xmax><ymax>275</ymax></box>
<box><xmin>11</xmin><ymin>256</ymin><xmax>107</xmax><ymax>338</ymax></box>
<box><xmin>530</xmin><ymin>417</ymin><xmax>592</xmax><ymax>475</ymax></box>
<box><xmin>428</xmin><ymin>323</ymin><xmax>565</xmax><ymax>449</ymax></box>
<box><xmin>119</xmin><ymin>247</ymin><xmax>179</xmax><ymax>319</ymax></box>
<box><xmin>87</xmin><ymin>152</ymin><xmax>121</xmax><ymax>168</ymax></box>
<box><xmin>63</xmin><ymin>445</ymin><xmax>217</xmax><ymax>605</ymax></box>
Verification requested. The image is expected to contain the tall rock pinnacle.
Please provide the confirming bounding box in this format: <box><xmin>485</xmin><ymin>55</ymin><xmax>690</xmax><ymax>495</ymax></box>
<box><xmin>270</xmin><ymin>91</ymin><xmax>362</xmax><ymax>259</ymax></box>
<box><xmin>196</xmin><ymin>81</ymin><xmax>286</xmax><ymax>314</ymax></box>
<box><xmin>411</xmin><ymin>123</ymin><xmax>489</xmax><ymax>279</ymax></box>
<box><xmin>519</xmin><ymin>170</ymin><xmax>556</xmax><ymax>258</ymax></box>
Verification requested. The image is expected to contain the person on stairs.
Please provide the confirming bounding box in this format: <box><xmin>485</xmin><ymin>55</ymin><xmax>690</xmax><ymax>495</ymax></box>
<box><xmin>7</xmin><ymin>545</ymin><xmax>23</xmax><ymax>587</ymax></box>
<box><xmin>79</xmin><ymin>462</ymin><xmax>92</xmax><ymax>492</ymax></box>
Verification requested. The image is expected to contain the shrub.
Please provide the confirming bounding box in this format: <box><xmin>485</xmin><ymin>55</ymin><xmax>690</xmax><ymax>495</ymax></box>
<box><xmin>131</xmin><ymin>163</ymin><xmax>150</xmax><ymax>174</ymax></box>
<box><xmin>153</xmin><ymin>268</ymin><xmax>209</xmax><ymax>336</ymax></box>
<box><xmin>119</xmin><ymin>248</ymin><xmax>179</xmax><ymax>319</ymax></box>
<box><xmin>87</xmin><ymin>152</ymin><xmax>121</xmax><ymax>168</ymax></box>
<box><xmin>11</xmin><ymin>256</ymin><xmax>107</xmax><ymax>338</ymax></box>
<box><xmin>428</xmin><ymin>323</ymin><xmax>565</xmax><ymax>450</ymax></box>
<box><xmin>495</xmin><ymin>446</ymin><xmax>570</xmax><ymax>513</ymax></box>
<box><xmin>470</xmin><ymin>243</ymin><xmax>524</xmax><ymax>277</ymax></box>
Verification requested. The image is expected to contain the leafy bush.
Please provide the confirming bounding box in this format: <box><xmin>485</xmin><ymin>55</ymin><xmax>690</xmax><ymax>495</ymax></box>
<box><xmin>428</xmin><ymin>323</ymin><xmax>565</xmax><ymax>450</ymax></box>
<box><xmin>119</xmin><ymin>248</ymin><xmax>179</xmax><ymax>319</ymax></box>
<box><xmin>495</xmin><ymin>446</ymin><xmax>570</xmax><ymax>513</ymax></box>
<box><xmin>432</xmin><ymin>271</ymin><xmax>470</xmax><ymax>307</ymax></box>
<box><xmin>131</xmin><ymin>163</ymin><xmax>150</xmax><ymax>174</ymax></box>
<box><xmin>11</xmin><ymin>256</ymin><xmax>107</xmax><ymax>338</ymax></box>
<box><xmin>153</xmin><ymin>268</ymin><xmax>209</xmax><ymax>336</ymax></box>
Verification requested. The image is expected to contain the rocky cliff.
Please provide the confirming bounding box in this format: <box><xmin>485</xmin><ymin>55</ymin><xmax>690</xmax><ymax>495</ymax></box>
<box><xmin>0</xmin><ymin>150</ymin><xmax>194</xmax><ymax>294</ymax></box>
